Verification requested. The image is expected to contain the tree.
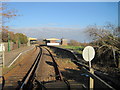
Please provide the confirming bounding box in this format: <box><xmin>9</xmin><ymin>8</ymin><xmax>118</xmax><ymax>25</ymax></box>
<box><xmin>69</xmin><ymin>40</ymin><xmax>80</xmax><ymax>46</ymax></box>
<box><xmin>15</xmin><ymin>33</ymin><xmax>28</xmax><ymax>44</ymax></box>
<box><xmin>0</xmin><ymin>2</ymin><xmax>18</xmax><ymax>42</ymax></box>
<box><xmin>1</xmin><ymin>2</ymin><xmax>17</xmax><ymax>25</ymax></box>
<box><xmin>0</xmin><ymin>2</ymin><xmax>28</xmax><ymax>45</ymax></box>
<box><xmin>2</xmin><ymin>27</ymin><xmax>8</xmax><ymax>42</ymax></box>
<box><xmin>85</xmin><ymin>24</ymin><xmax>120</xmax><ymax>68</ymax></box>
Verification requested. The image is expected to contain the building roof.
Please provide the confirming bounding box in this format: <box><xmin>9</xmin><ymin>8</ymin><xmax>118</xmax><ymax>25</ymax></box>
<box><xmin>28</xmin><ymin>37</ymin><xmax>37</xmax><ymax>40</ymax></box>
<box><xmin>46</xmin><ymin>38</ymin><xmax>60</xmax><ymax>41</ymax></box>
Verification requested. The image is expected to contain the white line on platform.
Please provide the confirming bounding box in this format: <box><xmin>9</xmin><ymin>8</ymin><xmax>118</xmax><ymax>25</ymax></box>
<box><xmin>8</xmin><ymin>53</ymin><xmax>22</xmax><ymax>68</ymax></box>
<box><xmin>8</xmin><ymin>46</ymin><xmax>35</xmax><ymax>68</ymax></box>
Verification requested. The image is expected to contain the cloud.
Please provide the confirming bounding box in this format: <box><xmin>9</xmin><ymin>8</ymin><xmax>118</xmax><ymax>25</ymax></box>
<box><xmin>10</xmin><ymin>26</ymin><xmax>91</xmax><ymax>42</ymax></box>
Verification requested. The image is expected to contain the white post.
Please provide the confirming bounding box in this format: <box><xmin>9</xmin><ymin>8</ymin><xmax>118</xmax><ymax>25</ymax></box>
<box><xmin>0</xmin><ymin>45</ymin><xmax>3</xmax><ymax>90</ymax></box>
<box><xmin>2</xmin><ymin>44</ymin><xmax>5</xmax><ymax>68</ymax></box>
<box><xmin>3</xmin><ymin>51</ymin><xmax>4</xmax><ymax>68</ymax></box>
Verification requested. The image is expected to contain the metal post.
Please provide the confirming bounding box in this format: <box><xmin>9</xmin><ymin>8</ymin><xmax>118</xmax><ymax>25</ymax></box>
<box><xmin>18</xmin><ymin>38</ymin><xmax>20</xmax><ymax>48</ymax></box>
<box><xmin>8</xmin><ymin>33</ymin><xmax>10</xmax><ymax>52</ymax></box>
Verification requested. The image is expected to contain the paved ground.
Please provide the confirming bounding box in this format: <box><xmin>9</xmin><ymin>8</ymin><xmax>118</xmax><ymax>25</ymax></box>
<box><xmin>4</xmin><ymin>45</ymin><xmax>34</xmax><ymax>67</ymax></box>
<box><xmin>3</xmin><ymin>47</ymin><xmax>39</xmax><ymax>89</ymax></box>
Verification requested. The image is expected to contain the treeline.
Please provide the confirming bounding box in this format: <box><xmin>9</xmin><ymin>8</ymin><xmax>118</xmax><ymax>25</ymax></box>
<box><xmin>2</xmin><ymin>26</ymin><xmax>28</xmax><ymax>44</ymax></box>
<box><xmin>68</xmin><ymin>40</ymin><xmax>88</xmax><ymax>46</ymax></box>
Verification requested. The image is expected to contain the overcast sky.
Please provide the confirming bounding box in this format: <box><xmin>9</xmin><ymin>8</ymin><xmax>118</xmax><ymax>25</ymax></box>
<box><xmin>3</xmin><ymin>1</ymin><xmax>118</xmax><ymax>42</ymax></box>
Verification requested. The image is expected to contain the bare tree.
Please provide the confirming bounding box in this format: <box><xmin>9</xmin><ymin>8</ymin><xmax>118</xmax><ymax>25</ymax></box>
<box><xmin>85</xmin><ymin>24</ymin><xmax>120</xmax><ymax>68</ymax></box>
<box><xmin>0</xmin><ymin>2</ymin><xmax>18</xmax><ymax>43</ymax></box>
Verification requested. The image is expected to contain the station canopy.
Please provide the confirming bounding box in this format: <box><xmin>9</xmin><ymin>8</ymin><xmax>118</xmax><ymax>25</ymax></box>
<box><xmin>28</xmin><ymin>37</ymin><xmax>37</xmax><ymax>40</ymax></box>
<box><xmin>45</xmin><ymin>38</ymin><xmax>60</xmax><ymax>41</ymax></box>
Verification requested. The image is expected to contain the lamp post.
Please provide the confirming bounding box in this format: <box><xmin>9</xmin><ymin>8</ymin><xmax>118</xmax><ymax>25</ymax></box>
<box><xmin>18</xmin><ymin>38</ymin><xmax>20</xmax><ymax>48</ymax></box>
<box><xmin>8</xmin><ymin>33</ymin><xmax>10</xmax><ymax>52</ymax></box>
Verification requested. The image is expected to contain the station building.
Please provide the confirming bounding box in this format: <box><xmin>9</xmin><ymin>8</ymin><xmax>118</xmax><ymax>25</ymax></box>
<box><xmin>27</xmin><ymin>37</ymin><xmax>37</xmax><ymax>46</ymax></box>
<box><xmin>44</xmin><ymin>38</ymin><xmax>67</xmax><ymax>46</ymax></box>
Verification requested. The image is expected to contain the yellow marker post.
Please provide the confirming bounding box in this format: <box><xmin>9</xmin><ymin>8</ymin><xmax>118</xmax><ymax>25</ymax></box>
<box><xmin>90</xmin><ymin>68</ymin><xmax>94</xmax><ymax>90</ymax></box>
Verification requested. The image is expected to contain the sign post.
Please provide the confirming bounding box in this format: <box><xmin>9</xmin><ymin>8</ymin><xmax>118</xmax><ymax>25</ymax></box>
<box><xmin>82</xmin><ymin>46</ymin><xmax>95</xmax><ymax>90</ymax></box>
<box><xmin>0</xmin><ymin>44</ymin><xmax>5</xmax><ymax>67</ymax></box>
<box><xmin>0</xmin><ymin>43</ymin><xmax>3</xmax><ymax>90</ymax></box>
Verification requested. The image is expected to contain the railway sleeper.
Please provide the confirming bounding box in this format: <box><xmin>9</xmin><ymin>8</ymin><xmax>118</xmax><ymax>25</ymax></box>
<box><xmin>33</xmin><ymin>79</ymin><xmax>86</xmax><ymax>90</ymax></box>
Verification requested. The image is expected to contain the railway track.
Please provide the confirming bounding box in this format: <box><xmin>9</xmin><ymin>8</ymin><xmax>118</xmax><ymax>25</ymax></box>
<box><xmin>16</xmin><ymin>47</ymin><xmax>43</xmax><ymax>89</ymax></box>
<box><xmin>10</xmin><ymin>46</ymin><xmax>71</xmax><ymax>90</ymax></box>
<box><xmin>32</xmin><ymin>47</ymin><xmax>71</xmax><ymax>89</ymax></box>
<box><xmin>47</xmin><ymin>46</ymin><xmax>117</xmax><ymax>90</ymax></box>
<box><xmin>4</xmin><ymin>46</ymin><xmax>103</xmax><ymax>90</ymax></box>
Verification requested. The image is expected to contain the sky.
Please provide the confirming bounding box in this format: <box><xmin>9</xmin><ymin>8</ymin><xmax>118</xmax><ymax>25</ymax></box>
<box><xmin>2</xmin><ymin>0</ymin><xmax>120</xmax><ymax>2</ymax></box>
<box><xmin>2</xmin><ymin>1</ymin><xmax>118</xmax><ymax>42</ymax></box>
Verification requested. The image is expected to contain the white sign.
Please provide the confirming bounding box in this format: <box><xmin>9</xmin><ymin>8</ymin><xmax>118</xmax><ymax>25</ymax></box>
<box><xmin>82</xmin><ymin>46</ymin><xmax>95</xmax><ymax>62</ymax></box>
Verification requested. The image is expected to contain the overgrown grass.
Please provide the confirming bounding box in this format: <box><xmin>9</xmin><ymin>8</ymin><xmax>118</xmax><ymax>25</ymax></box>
<box><xmin>59</xmin><ymin>45</ymin><xmax>84</xmax><ymax>54</ymax></box>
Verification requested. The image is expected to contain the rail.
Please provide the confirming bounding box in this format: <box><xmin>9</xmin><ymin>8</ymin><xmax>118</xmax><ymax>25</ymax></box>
<box><xmin>44</xmin><ymin>47</ymin><xmax>62</xmax><ymax>80</ymax></box>
<box><xmin>16</xmin><ymin>46</ymin><xmax>70</xmax><ymax>89</ymax></box>
<box><xmin>17</xmin><ymin>47</ymin><xmax>42</xmax><ymax>89</ymax></box>
<box><xmin>43</xmin><ymin>47</ymin><xmax>71</xmax><ymax>89</ymax></box>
